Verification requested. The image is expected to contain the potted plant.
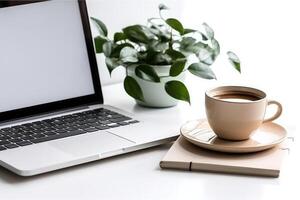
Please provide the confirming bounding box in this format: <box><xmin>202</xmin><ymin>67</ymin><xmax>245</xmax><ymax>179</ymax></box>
<box><xmin>91</xmin><ymin>4</ymin><xmax>240</xmax><ymax>107</ymax></box>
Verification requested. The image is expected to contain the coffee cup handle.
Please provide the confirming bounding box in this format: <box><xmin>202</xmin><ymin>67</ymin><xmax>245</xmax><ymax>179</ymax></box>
<box><xmin>263</xmin><ymin>100</ymin><xmax>283</xmax><ymax>123</ymax></box>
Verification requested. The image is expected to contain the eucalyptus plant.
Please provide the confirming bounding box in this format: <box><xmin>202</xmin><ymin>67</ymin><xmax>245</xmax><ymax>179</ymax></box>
<box><xmin>91</xmin><ymin>4</ymin><xmax>240</xmax><ymax>104</ymax></box>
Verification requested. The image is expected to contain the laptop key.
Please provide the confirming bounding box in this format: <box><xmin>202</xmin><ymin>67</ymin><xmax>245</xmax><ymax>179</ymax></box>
<box><xmin>34</xmin><ymin>134</ymin><xmax>46</xmax><ymax>138</ymax></box>
<box><xmin>16</xmin><ymin>141</ymin><xmax>32</xmax><ymax>146</ymax></box>
<box><xmin>0</xmin><ymin>136</ymin><xmax>11</xmax><ymax>140</ymax></box>
<box><xmin>88</xmin><ymin>122</ymin><xmax>101</xmax><ymax>127</ymax></box>
<box><xmin>0</xmin><ymin>146</ymin><xmax>7</xmax><ymax>151</ymax></box>
<box><xmin>10</xmin><ymin>133</ymin><xmax>23</xmax><ymax>138</ymax></box>
<box><xmin>44</xmin><ymin>131</ymin><xmax>57</xmax><ymax>136</ymax></box>
<box><xmin>31</xmin><ymin>135</ymin><xmax>60</xmax><ymax>143</ymax></box>
<box><xmin>95</xmin><ymin>125</ymin><xmax>109</xmax><ymax>130</ymax></box>
<box><xmin>128</xmin><ymin>120</ymin><xmax>139</xmax><ymax>124</ymax></box>
<box><xmin>100</xmin><ymin>120</ymin><xmax>111</xmax><ymax>125</ymax></box>
<box><xmin>32</xmin><ymin>129</ymin><xmax>46</xmax><ymax>134</ymax></box>
<box><xmin>4</xmin><ymin>144</ymin><xmax>19</xmax><ymax>149</ymax></box>
<box><xmin>67</xmin><ymin>129</ymin><xmax>87</xmax><ymax>135</ymax></box>
<box><xmin>21</xmin><ymin>136</ymin><xmax>34</xmax><ymax>140</ymax></box>
<box><xmin>3</xmin><ymin>132</ymin><xmax>14</xmax><ymax>136</ymax></box>
<box><xmin>55</xmin><ymin>130</ymin><xmax>68</xmax><ymax>134</ymax></box>
<box><xmin>84</xmin><ymin>128</ymin><xmax>98</xmax><ymax>132</ymax></box>
<box><xmin>108</xmin><ymin>124</ymin><xmax>121</xmax><ymax>128</ymax></box>
<box><xmin>86</xmin><ymin>119</ymin><xmax>97</xmax><ymax>123</ymax></box>
<box><xmin>31</xmin><ymin>130</ymin><xmax>87</xmax><ymax>144</ymax></box>
<box><xmin>10</xmin><ymin>138</ymin><xmax>23</xmax><ymax>143</ymax></box>
<box><xmin>23</xmin><ymin>131</ymin><xmax>35</xmax><ymax>136</ymax></box>
<box><xmin>10</xmin><ymin>129</ymin><xmax>21</xmax><ymax>134</ymax></box>
<box><xmin>117</xmin><ymin>122</ymin><xmax>129</xmax><ymax>126</ymax></box>
<box><xmin>65</xmin><ymin>127</ymin><xmax>77</xmax><ymax>132</ymax></box>
<box><xmin>78</xmin><ymin>124</ymin><xmax>92</xmax><ymax>129</ymax></box>
<box><xmin>109</xmin><ymin>117</ymin><xmax>130</xmax><ymax>123</ymax></box>
<box><xmin>0</xmin><ymin>140</ymin><xmax>11</xmax><ymax>145</ymax></box>
<box><xmin>32</xmin><ymin>124</ymin><xmax>43</xmax><ymax>129</ymax></box>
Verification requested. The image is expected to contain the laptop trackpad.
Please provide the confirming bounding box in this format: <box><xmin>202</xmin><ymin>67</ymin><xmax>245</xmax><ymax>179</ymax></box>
<box><xmin>50</xmin><ymin>131</ymin><xmax>135</xmax><ymax>157</ymax></box>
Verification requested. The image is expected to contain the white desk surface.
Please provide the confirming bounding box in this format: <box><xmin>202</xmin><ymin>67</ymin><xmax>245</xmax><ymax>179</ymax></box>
<box><xmin>2</xmin><ymin>0</ymin><xmax>299</xmax><ymax>198</ymax></box>
<box><xmin>0</xmin><ymin>78</ymin><xmax>299</xmax><ymax>200</ymax></box>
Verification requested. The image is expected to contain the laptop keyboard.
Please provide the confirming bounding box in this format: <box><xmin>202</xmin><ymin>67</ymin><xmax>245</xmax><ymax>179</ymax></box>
<box><xmin>0</xmin><ymin>108</ymin><xmax>139</xmax><ymax>152</ymax></box>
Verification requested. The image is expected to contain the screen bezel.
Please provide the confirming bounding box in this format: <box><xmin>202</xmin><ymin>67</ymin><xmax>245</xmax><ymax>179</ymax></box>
<box><xmin>0</xmin><ymin>0</ymin><xmax>103</xmax><ymax>123</ymax></box>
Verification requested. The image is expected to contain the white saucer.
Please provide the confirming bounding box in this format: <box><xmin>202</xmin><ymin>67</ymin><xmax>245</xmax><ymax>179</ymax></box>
<box><xmin>180</xmin><ymin>119</ymin><xmax>287</xmax><ymax>153</ymax></box>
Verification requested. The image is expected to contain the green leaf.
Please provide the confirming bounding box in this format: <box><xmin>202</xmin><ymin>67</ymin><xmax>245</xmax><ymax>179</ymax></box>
<box><xmin>180</xmin><ymin>37</ymin><xmax>196</xmax><ymax>49</ymax></box>
<box><xmin>94</xmin><ymin>36</ymin><xmax>108</xmax><ymax>53</ymax></box>
<box><xmin>149</xmin><ymin>26</ymin><xmax>170</xmax><ymax>41</ymax></box>
<box><xmin>146</xmin><ymin>50</ymin><xmax>172</xmax><ymax>65</ymax></box>
<box><xmin>102</xmin><ymin>41</ymin><xmax>112</xmax><ymax>57</ymax></box>
<box><xmin>91</xmin><ymin>17</ymin><xmax>108</xmax><ymax>37</ymax></box>
<box><xmin>105</xmin><ymin>57</ymin><xmax>120</xmax><ymax>75</ymax></box>
<box><xmin>183</xmin><ymin>28</ymin><xmax>196</xmax><ymax>35</ymax></box>
<box><xmin>124</xmin><ymin>76</ymin><xmax>144</xmax><ymax>101</ymax></box>
<box><xmin>188</xmin><ymin>63</ymin><xmax>216</xmax><ymax>79</ymax></box>
<box><xmin>114</xmin><ymin>32</ymin><xmax>127</xmax><ymax>42</ymax></box>
<box><xmin>191</xmin><ymin>41</ymin><xmax>208</xmax><ymax>54</ymax></box>
<box><xmin>180</xmin><ymin>40</ymin><xmax>208</xmax><ymax>55</ymax></box>
<box><xmin>201</xmin><ymin>32</ymin><xmax>208</xmax><ymax>41</ymax></box>
<box><xmin>169</xmin><ymin>59</ymin><xmax>186</xmax><ymax>77</ymax></box>
<box><xmin>227</xmin><ymin>51</ymin><xmax>241</xmax><ymax>73</ymax></box>
<box><xmin>120</xmin><ymin>47</ymin><xmax>138</xmax><ymax>63</ymax></box>
<box><xmin>159</xmin><ymin>4</ymin><xmax>169</xmax><ymax>10</ymax></box>
<box><xmin>152</xmin><ymin>53</ymin><xmax>172</xmax><ymax>65</ymax></box>
<box><xmin>147</xmin><ymin>18</ymin><xmax>171</xmax><ymax>40</ymax></box>
<box><xmin>123</xmin><ymin>25</ymin><xmax>155</xmax><ymax>43</ymax></box>
<box><xmin>202</xmin><ymin>23</ymin><xmax>214</xmax><ymax>39</ymax></box>
<box><xmin>201</xmin><ymin>55</ymin><xmax>216</xmax><ymax>66</ymax></box>
<box><xmin>197</xmin><ymin>39</ymin><xmax>220</xmax><ymax>65</ymax></box>
<box><xmin>165</xmin><ymin>81</ymin><xmax>190</xmax><ymax>104</ymax></box>
<box><xmin>211</xmin><ymin>39</ymin><xmax>220</xmax><ymax>56</ymax></box>
<box><xmin>135</xmin><ymin>64</ymin><xmax>160</xmax><ymax>82</ymax></box>
<box><xmin>179</xmin><ymin>37</ymin><xmax>197</xmax><ymax>54</ymax></box>
<box><xmin>197</xmin><ymin>45</ymin><xmax>215</xmax><ymax>62</ymax></box>
<box><xmin>166</xmin><ymin>18</ymin><xmax>184</xmax><ymax>35</ymax></box>
<box><xmin>166</xmin><ymin>49</ymin><xmax>185</xmax><ymax>60</ymax></box>
<box><xmin>110</xmin><ymin>43</ymin><xmax>134</xmax><ymax>58</ymax></box>
<box><xmin>148</xmin><ymin>40</ymin><xmax>169</xmax><ymax>52</ymax></box>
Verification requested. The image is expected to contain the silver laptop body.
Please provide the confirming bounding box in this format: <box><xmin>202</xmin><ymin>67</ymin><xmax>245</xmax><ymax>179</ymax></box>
<box><xmin>0</xmin><ymin>0</ymin><xmax>178</xmax><ymax>176</ymax></box>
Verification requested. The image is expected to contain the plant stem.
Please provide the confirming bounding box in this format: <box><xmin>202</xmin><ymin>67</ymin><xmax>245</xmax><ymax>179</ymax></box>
<box><xmin>158</xmin><ymin>75</ymin><xmax>169</xmax><ymax>78</ymax></box>
<box><xmin>159</xmin><ymin>10</ymin><xmax>164</xmax><ymax>20</ymax></box>
<box><xmin>125</xmin><ymin>66</ymin><xmax>129</xmax><ymax>76</ymax></box>
<box><xmin>169</xmin><ymin>29</ymin><xmax>173</xmax><ymax>49</ymax></box>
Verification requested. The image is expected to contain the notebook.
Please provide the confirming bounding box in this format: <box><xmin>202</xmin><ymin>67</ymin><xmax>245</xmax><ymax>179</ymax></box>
<box><xmin>160</xmin><ymin>136</ymin><xmax>288</xmax><ymax>177</ymax></box>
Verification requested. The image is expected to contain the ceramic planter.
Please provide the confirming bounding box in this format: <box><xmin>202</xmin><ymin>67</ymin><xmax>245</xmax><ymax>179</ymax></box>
<box><xmin>127</xmin><ymin>65</ymin><xmax>185</xmax><ymax>108</ymax></box>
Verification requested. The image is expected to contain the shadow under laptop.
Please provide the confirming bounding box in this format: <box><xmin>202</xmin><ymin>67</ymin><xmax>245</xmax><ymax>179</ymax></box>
<box><xmin>0</xmin><ymin>143</ymin><xmax>172</xmax><ymax>184</ymax></box>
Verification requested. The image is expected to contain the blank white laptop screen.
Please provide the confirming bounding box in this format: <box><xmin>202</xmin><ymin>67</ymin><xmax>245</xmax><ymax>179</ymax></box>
<box><xmin>0</xmin><ymin>0</ymin><xmax>95</xmax><ymax>113</ymax></box>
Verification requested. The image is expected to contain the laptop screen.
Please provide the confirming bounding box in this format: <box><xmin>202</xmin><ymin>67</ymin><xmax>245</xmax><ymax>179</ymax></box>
<box><xmin>0</xmin><ymin>0</ymin><xmax>102</xmax><ymax>121</ymax></box>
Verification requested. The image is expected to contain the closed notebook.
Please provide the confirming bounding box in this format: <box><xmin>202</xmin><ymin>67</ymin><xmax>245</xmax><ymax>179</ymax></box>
<box><xmin>160</xmin><ymin>136</ymin><xmax>288</xmax><ymax>177</ymax></box>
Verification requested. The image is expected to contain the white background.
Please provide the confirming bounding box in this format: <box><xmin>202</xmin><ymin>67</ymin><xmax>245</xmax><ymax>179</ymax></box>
<box><xmin>87</xmin><ymin>0</ymin><xmax>300</xmax><ymax>124</ymax></box>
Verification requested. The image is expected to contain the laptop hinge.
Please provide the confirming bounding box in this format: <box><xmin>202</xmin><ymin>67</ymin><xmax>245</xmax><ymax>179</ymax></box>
<box><xmin>0</xmin><ymin>105</ymin><xmax>93</xmax><ymax>127</ymax></box>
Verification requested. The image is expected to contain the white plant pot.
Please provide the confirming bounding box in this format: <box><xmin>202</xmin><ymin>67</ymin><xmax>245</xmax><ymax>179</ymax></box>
<box><xmin>127</xmin><ymin>65</ymin><xmax>185</xmax><ymax>108</ymax></box>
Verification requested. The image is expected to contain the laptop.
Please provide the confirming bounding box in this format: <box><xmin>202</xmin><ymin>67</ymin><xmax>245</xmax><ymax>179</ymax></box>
<box><xmin>0</xmin><ymin>0</ymin><xmax>178</xmax><ymax>176</ymax></box>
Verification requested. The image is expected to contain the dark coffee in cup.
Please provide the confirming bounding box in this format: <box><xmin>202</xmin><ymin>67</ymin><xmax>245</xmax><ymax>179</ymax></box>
<box><xmin>205</xmin><ymin>86</ymin><xmax>282</xmax><ymax>140</ymax></box>
<box><xmin>213</xmin><ymin>93</ymin><xmax>261</xmax><ymax>103</ymax></box>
